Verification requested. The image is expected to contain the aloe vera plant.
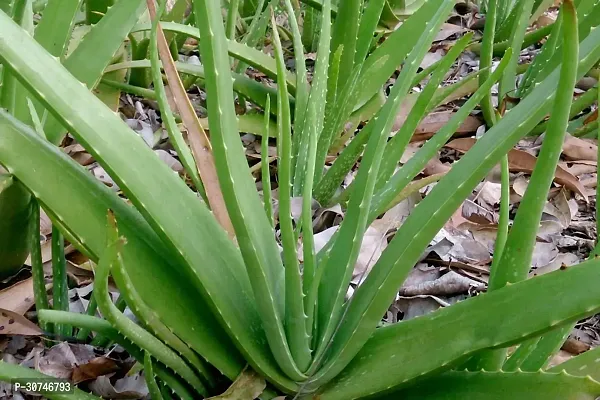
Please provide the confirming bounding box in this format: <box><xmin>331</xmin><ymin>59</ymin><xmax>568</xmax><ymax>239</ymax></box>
<box><xmin>1</xmin><ymin>0</ymin><xmax>600</xmax><ymax>398</ymax></box>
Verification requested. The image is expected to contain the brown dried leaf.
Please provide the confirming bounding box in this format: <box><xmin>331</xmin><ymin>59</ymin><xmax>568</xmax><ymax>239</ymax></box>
<box><xmin>72</xmin><ymin>357</ymin><xmax>120</xmax><ymax>384</ymax></box>
<box><xmin>0</xmin><ymin>308</ymin><xmax>42</xmax><ymax>336</ymax></box>
<box><xmin>562</xmin><ymin>135</ymin><xmax>597</xmax><ymax>161</ymax></box>
<box><xmin>206</xmin><ymin>368</ymin><xmax>266</xmax><ymax>400</ymax></box>
<box><xmin>0</xmin><ymin>278</ymin><xmax>35</xmax><ymax>315</ymax></box>
<box><xmin>446</xmin><ymin>138</ymin><xmax>587</xmax><ymax>199</ymax></box>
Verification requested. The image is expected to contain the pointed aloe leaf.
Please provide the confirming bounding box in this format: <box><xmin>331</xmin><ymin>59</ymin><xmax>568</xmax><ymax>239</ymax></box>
<box><xmin>0</xmin><ymin>362</ymin><xmax>100</xmax><ymax>400</ymax></box>
<box><xmin>33</xmin><ymin>0</ymin><xmax>82</xmax><ymax>59</ymax></box>
<box><xmin>354</xmin><ymin>0</ymin><xmax>385</xmax><ymax>65</ymax></box>
<box><xmin>503</xmin><ymin>337</ymin><xmax>541</xmax><ymax>371</ymax></box>
<box><xmin>375</xmin><ymin>33</ymin><xmax>473</xmax><ymax>190</ymax></box>
<box><xmin>520</xmin><ymin>323</ymin><xmax>572</xmax><ymax>371</ymax></box>
<box><xmin>493</xmin><ymin>0</ymin><xmax>578</xmax><ymax>290</ymax></box>
<box><xmin>93</xmin><ymin>223</ymin><xmax>208</xmax><ymax>396</ymax></box>
<box><xmin>192</xmin><ymin>0</ymin><xmax>305</xmax><ymax>382</ymax></box>
<box><xmin>0</xmin><ymin>174</ymin><xmax>31</xmax><ymax>278</ymax></box>
<box><xmin>110</xmin><ymin>232</ymin><xmax>215</xmax><ymax>386</ymax></box>
<box><xmin>105</xmin><ymin>59</ymin><xmax>284</xmax><ymax>114</ymax></box>
<box><xmin>352</xmin><ymin>0</ymin><xmax>454</xmax><ymax>109</ymax></box>
<box><xmin>311</xmin><ymin>25</ymin><xmax>600</xmax><ymax>390</ymax></box>
<box><xmin>394</xmin><ymin>370</ymin><xmax>600</xmax><ymax>400</ymax></box>
<box><xmin>0</xmin><ymin>83</ymin><xmax>289</xmax><ymax>394</ymax></box>
<box><xmin>43</xmin><ymin>0</ymin><xmax>147</xmax><ymax>145</ymax></box>
<box><xmin>310</xmin><ymin>2</ymin><xmax>454</xmax><ymax>379</ymax></box>
<box><xmin>294</xmin><ymin>0</ymin><xmax>332</xmax><ymax>325</ymax></box>
<box><xmin>317</xmin><ymin>257</ymin><xmax>600</xmax><ymax>399</ymax></box>
<box><xmin>39</xmin><ymin>310</ymin><xmax>198</xmax><ymax>400</ymax></box>
<box><xmin>281</xmin><ymin>0</ymin><xmax>308</xmax><ymax>160</ymax></box>
<box><xmin>271</xmin><ymin>11</ymin><xmax>311</xmax><ymax>372</ymax></box>
<box><xmin>550</xmin><ymin>344</ymin><xmax>600</xmax><ymax>380</ymax></box>
<box><xmin>498</xmin><ymin>0</ymin><xmax>536</xmax><ymax>100</ymax></box>
<box><xmin>517</xmin><ymin>1</ymin><xmax>600</xmax><ymax>99</ymax></box>
<box><xmin>329</xmin><ymin>0</ymin><xmax>361</xmax><ymax>97</ymax></box>
<box><xmin>130</xmin><ymin>22</ymin><xmax>298</xmax><ymax>95</ymax></box>
<box><xmin>144</xmin><ymin>352</ymin><xmax>165</xmax><ymax>400</ymax></box>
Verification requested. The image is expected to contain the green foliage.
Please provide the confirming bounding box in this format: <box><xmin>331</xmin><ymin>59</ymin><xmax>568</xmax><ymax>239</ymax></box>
<box><xmin>1</xmin><ymin>0</ymin><xmax>600</xmax><ymax>399</ymax></box>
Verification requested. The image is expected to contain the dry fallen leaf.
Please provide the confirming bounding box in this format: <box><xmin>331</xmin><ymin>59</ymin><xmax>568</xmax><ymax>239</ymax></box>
<box><xmin>0</xmin><ymin>278</ymin><xmax>35</xmax><ymax>315</ymax></box>
<box><xmin>562</xmin><ymin>134</ymin><xmax>597</xmax><ymax>161</ymax></box>
<box><xmin>446</xmin><ymin>138</ymin><xmax>587</xmax><ymax>199</ymax></box>
<box><xmin>89</xmin><ymin>374</ymin><xmax>148</xmax><ymax>399</ymax></box>
<box><xmin>0</xmin><ymin>308</ymin><xmax>42</xmax><ymax>336</ymax></box>
<box><xmin>72</xmin><ymin>357</ymin><xmax>120</xmax><ymax>384</ymax></box>
<box><xmin>206</xmin><ymin>368</ymin><xmax>266</xmax><ymax>400</ymax></box>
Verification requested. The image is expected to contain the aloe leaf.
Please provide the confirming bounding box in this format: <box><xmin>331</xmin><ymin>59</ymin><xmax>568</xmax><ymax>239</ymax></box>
<box><xmin>354</xmin><ymin>0</ymin><xmax>385</xmax><ymax>65</ymax></box>
<box><xmin>518</xmin><ymin>1</ymin><xmax>600</xmax><ymax>100</ymax></box>
<box><xmin>0</xmin><ymin>175</ymin><xmax>31</xmax><ymax>278</ymax></box>
<box><xmin>39</xmin><ymin>310</ymin><xmax>196</xmax><ymax>400</ymax></box>
<box><xmin>33</xmin><ymin>0</ymin><xmax>82</xmax><ymax>59</ymax></box>
<box><xmin>144</xmin><ymin>352</ymin><xmax>165</xmax><ymax>400</ymax></box>
<box><xmin>503</xmin><ymin>337</ymin><xmax>541</xmax><ymax>371</ymax></box>
<box><xmin>498</xmin><ymin>0</ymin><xmax>536</xmax><ymax>100</ymax></box>
<box><xmin>393</xmin><ymin>370</ymin><xmax>600</xmax><ymax>400</ymax></box>
<box><xmin>130</xmin><ymin>22</ymin><xmax>297</xmax><ymax>95</ymax></box>
<box><xmin>493</xmin><ymin>0</ymin><xmax>578</xmax><ymax>290</ymax></box>
<box><xmin>0</xmin><ymin>113</ymin><xmax>246</xmax><ymax>382</ymax></box>
<box><xmin>519</xmin><ymin>324</ymin><xmax>572</xmax><ymax>371</ymax></box>
<box><xmin>105</xmin><ymin>59</ymin><xmax>284</xmax><ymax>114</ymax></box>
<box><xmin>550</xmin><ymin>345</ymin><xmax>600</xmax><ymax>380</ymax></box>
<box><xmin>43</xmin><ymin>0</ymin><xmax>147</xmax><ymax>145</ymax></box>
<box><xmin>295</xmin><ymin>0</ymin><xmax>332</xmax><ymax>330</ymax></box>
<box><xmin>261</xmin><ymin>97</ymin><xmax>273</xmax><ymax>226</ymax></box>
<box><xmin>312</xmin><ymin>24</ymin><xmax>600</xmax><ymax>391</ymax></box>
<box><xmin>375</xmin><ymin>33</ymin><xmax>472</xmax><ymax>190</ymax></box>
<box><xmin>329</xmin><ymin>0</ymin><xmax>361</xmax><ymax>96</ymax></box>
<box><xmin>40</xmin><ymin>310</ymin><xmax>143</xmax><ymax>356</ymax></box>
<box><xmin>192</xmin><ymin>0</ymin><xmax>306</xmax><ymax>383</ymax></box>
<box><xmin>370</xmin><ymin>53</ymin><xmax>509</xmax><ymax>222</ymax></box>
<box><xmin>281</xmin><ymin>0</ymin><xmax>308</xmax><ymax>162</ymax></box>
<box><xmin>0</xmin><ymin>362</ymin><xmax>100</xmax><ymax>400</ymax></box>
<box><xmin>109</xmin><ymin>231</ymin><xmax>215</xmax><ymax>386</ymax></box>
<box><xmin>352</xmin><ymin>0</ymin><xmax>453</xmax><ymax>109</ymax></box>
<box><xmin>309</xmin><ymin>2</ymin><xmax>454</xmax><ymax>380</ymax></box>
<box><xmin>29</xmin><ymin>199</ymin><xmax>49</xmax><ymax>332</ymax></box>
<box><xmin>226</xmin><ymin>0</ymin><xmax>240</xmax><ymax>40</ymax></box>
<box><xmin>270</xmin><ymin>14</ymin><xmax>311</xmax><ymax>371</ymax></box>
<box><xmin>94</xmin><ymin>225</ymin><xmax>208</xmax><ymax>396</ymax></box>
<box><xmin>52</xmin><ymin>226</ymin><xmax>70</xmax><ymax>338</ymax></box>
<box><xmin>318</xmin><ymin>257</ymin><xmax>600</xmax><ymax>399</ymax></box>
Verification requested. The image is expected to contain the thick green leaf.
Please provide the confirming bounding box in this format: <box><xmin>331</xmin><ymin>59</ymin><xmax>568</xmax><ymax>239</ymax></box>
<box><xmin>94</xmin><ymin>231</ymin><xmax>207</xmax><ymax>396</ymax></box>
<box><xmin>318</xmin><ymin>257</ymin><xmax>600</xmax><ymax>399</ymax></box>
<box><xmin>394</xmin><ymin>370</ymin><xmax>600</xmax><ymax>400</ymax></box>
<box><xmin>43</xmin><ymin>0</ymin><xmax>147</xmax><ymax>144</ymax></box>
<box><xmin>0</xmin><ymin>112</ymin><xmax>245</xmax><ymax>380</ymax></box>
<box><xmin>353</xmin><ymin>0</ymin><xmax>455</xmax><ymax>109</ymax></box>
<box><xmin>192</xmin><ymin>0</ymin><xmax>304</xmax><ymax>385</ymax></box>
<box><xmin>130</xmin><ymin>22</ymin><xmax>297</xmax><ymax>95</ymax></box>
<box><xmin>492</xmin><ymin>0</ymin><xmax>578</xmax><ymax>290</ymax></box>
<box><xmin>0</xmin><ymin>175</ymin><xmax>31</xmax><ymax>278</ymax></box>
<box><xmin>105</xmin><ymin>59</ymin><xmax>284</xmax><ymax>114</ymax></box>
<box><xmin>0</xmin><ymin>362</ymin><xmax>100</xmax><ymax>399</ymax></box>
<box><xmin>550</xmin><ymin>345</ymin><xmax>600</xmax><ymax>380</ymax></box>
<box><xmin>311</xmin><ymin>23</ymin><xmax>600</xmax><ymax>392</ymax></box>
<box><xmin>34</xmin><ymin>0</ymin><xmax>82</xmax><ymax>59</ymax></box>
<box><xmin>309</xmin><ymin>1</ymin><xmax>454</xmax><ymax>381</ymax></box>
<box><xmin>271</xmin><ymin>12</ymin><xmax>311</xmax><ymax>372</ymax></box>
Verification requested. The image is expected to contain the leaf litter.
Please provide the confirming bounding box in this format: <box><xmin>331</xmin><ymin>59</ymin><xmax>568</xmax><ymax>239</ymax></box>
<box><xmin>5</xmin><ymin>1</ymin><xmax>600</xmax><ymax>396</ymax></box>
